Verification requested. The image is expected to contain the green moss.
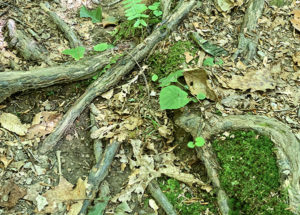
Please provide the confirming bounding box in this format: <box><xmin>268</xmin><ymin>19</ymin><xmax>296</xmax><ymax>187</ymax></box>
<box><xmin>159</xmin><ymin>178</ymin><xmax>217</xmax><ymax>214</ymax></box>
<box><xmin>212</xmin><ymin>130</ymin><xmax>293</xmax><ymax>215</ymax></box>
<box><xmin>148</xmin><ymin>41</ymin><xmax>197</xmax><ymax>76</ymax></box>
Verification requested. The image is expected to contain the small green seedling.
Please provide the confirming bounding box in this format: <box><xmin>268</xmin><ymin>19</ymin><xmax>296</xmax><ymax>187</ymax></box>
<box><xmin>148</xmin><ymin>2</ymin><xmax>162</xmax><ymax>17</ymax></box>
<box><xmin>187</xmin><ymin>136</ymin><xmax>205</xmax><ymax>148</ymax></box>
<box><xmin>159</xmin><ymin>70</ymin><xmax>183</xmax><ymax>87</ymax></box>
<box><xmin>93</xmin><ymin>43</ymin><xmax>114</xmax><ymax>52</ymax></box>
<box><xmin>80</xmin><ymin>5</ymin><xmax>102</xmax><ymax>23</ymax></box>
<box><xmin>62</xmin><ymin>46</ymin><xmax>85</xmax><ymax>61</ymax></box>
<box><xmin>197</xmin><ymin>93</ymin><xmax>206</xmax><ymax>100</ymax></box>
<box><xmin>152</xmin><ymin>74</ymin><xmax>158</xmax><ymax>81</ymax></box>
<box><xmin>203</xmin><ymin>57</ymin><xmax>224</xmax><ymax>66</ymax></box>
<box><xmin>123</xmin><ymin>0</ymin><xmax>149</xmax><ymax>28</ymax></box>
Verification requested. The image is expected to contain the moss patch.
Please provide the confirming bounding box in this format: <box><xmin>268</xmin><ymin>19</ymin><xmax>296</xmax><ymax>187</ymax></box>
<box><xmin>159</xmin><ymin>178</ymin><xmax>217</xmax><ymax>214</ymax></box>
<box><xmin>148</xmin><ymin>41</ymin><xmax>197</xmax><ymax>76</ymax></box>
<box><xmin>212</xmin><ymin>130</ymin><xmax>293</xmax><ymax>215</ymax></box>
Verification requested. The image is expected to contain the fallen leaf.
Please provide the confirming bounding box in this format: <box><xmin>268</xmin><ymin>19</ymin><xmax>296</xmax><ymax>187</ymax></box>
<box><xmin>184</xmin><ymin>52</ymin><xmax>193</xmax><ymax>63</ymax></box>
<box><xmin>0</xmin><ymin>156</ymin><xmax>13</xmax><ymax>169</ymax></box>
<box><xmin>158</xmin><ymin>125</ymin><xmax>172</xmax><ymax>138</ymax></box>
<box><xmin>0</xmin><ymin>180</ymin><xmax>27</xmax><ymax>208</ymax></box>
<box><xmin>26</xmin><ymin>111</ymin><xmax>62</xmax><ymax>139</ymax></box>
<box><xmin>293</xmin><ymin>52</ymin><xmax>300</xmax><ymax>66</ymax></box>
<box><xmin>123</xmin><ymin>116</ymin><xmax>143</xmax><ymax>131</ymax></box>
<box><xmin>102</xmin><ymin>15</ymin><xmax>118</xmax><ymax>28</ymax></box>
<box><xmin>226</xmin><ymin>68</ymin><xmax>276</xmax><ymax>92</ymax></box>
<box><xmin>101</xmin><ymin>89</ymin><xmax>114</xmax><ymax>100</ymax></box>
<box><xmin>291</xmin><ymin>10</ymin><xmax>300</xmax><ymax>31</ymax></box>
<box><xmin>42</xmin><ymin>176</ymin><xmax>87</xmax><ymax>214</ymax></box>
<box><xmin>183</xmin><ymin>68</ymin><xmax>217</xmax><ymax>100</ymax></box>
<box><xmin>0</xmin><ymin>113</ymin><xmax>28</xmax><ymax>136</ymax></box>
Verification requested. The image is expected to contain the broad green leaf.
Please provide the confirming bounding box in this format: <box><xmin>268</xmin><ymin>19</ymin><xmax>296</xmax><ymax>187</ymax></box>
<box><xmin>87</xmin><ymin>201</ymin><xmax>107</xmax><ymax>215</ymax></box>
<box><xmin>62</xmin><ymin>46</ymin><xmax>85</xmax><ymax>61</ymax></box>
<box><xmin>159</xmin><ymin>85</ymin><xmax>190</xmax><ymax>110</ymax></box>
<box><xmin>153</xmin><ymin>10</ymin><xmax>163</xmax><ymax>16</ymax></box>
<box><xmin>148</xmin><ymin>2</ymin><xmax>160</xmax><ymax>10</ymax></box>
<box><xmin>159</xmin><ymin>70</ymin><xmax>184</xmax><ymax>87</ymax></box>
<box><xmin>197</xmin><ymin>93</ymin><xmax>206</xmax><ymax>100</ymax></box>
<box><xmin>152</xmin><ymin>74</ymin><xmax>158</xmax><ymax>81</ymax></box>
<box><xmin>80</xmin><ymin>6</ymin><xmax>102</xmax><ymax>23</ymax></box>
<box><xmin>215</xmin><ymin>58</ymin><xmax>224</xmax><ymax>65</ymax></box>
<box><xmin>195</xmin><ymin>136</ymin><xmax>205</xmax><ymax>147</ymax></box>
<box><xmin>203</xmin><ymin>57</ymin><xmax>214</xmax><ymax>66</ymax></box>
<box><xmin>187</xmin><ymin>141</ymin><xmax>195</xmax><ymax>148</ymax></box>
<box><xmin>94</xmin><ymin>43</ymin><xmax>110</xmax><ymax>51</ymax></box>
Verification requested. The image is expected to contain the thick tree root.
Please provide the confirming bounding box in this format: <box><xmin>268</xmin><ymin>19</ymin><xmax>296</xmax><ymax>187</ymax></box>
<box><xmin>148</xmin><ymin>180</ymin><xmax>177</xmax><ymax>215</ymax></box>
<box><xmin>175</xmin><ymin>110</ymin><xmax>300</xmax><ymax>214</ymax></box>
<box><xmin>0</xmin><ymin>51</ymin><xmax>111</xmax><ymax>104</ymax></box>
<box><xmin>232</xmin><ymin>0</ymin><xmax>265</xmax><ymax>62</ymax></box>
<box><xmin>38</xmin><ymin>0</ymin><xmax>197</xmax><ymax>154</ymax></box>
<box><xmin>78</xmin><ymin>140</ymin><xmax>121</xmax><ymax>215</ymax></box>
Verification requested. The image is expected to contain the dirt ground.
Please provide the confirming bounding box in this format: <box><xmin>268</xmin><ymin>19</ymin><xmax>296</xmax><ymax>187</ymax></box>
<box><xmin>0</xmin><ymin>0</ymin><xmax>299</xmax><ymax>214</ymax></box>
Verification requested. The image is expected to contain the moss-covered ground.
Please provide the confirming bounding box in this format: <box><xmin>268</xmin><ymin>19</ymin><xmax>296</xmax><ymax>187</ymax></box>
<box><xmin>212</xmin><ymin>130</ymin><xmax>293</xmax><ymax>215</ymax></box>
<box><xmin>158</xmin><ymin>177</ymin><xmax>217</xmax><ymax>214</ymax></box>
<box><xmin>148</xmin><ymin>40</ymin><xmax>197</xmax><ymax>76</ymax></box>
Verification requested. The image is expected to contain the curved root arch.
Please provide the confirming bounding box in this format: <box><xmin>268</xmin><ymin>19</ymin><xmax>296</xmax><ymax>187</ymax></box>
<box><xmin>175</xmin><ymin>110</ymin><xmax>300</xmax><ymax>214</ymax></box>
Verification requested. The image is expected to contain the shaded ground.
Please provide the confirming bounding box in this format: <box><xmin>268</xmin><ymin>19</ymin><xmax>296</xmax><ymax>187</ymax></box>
<box><xmin>0</xmin><ymin>0</ymin><xmax>299</xmax><ymax>214</ymax></box>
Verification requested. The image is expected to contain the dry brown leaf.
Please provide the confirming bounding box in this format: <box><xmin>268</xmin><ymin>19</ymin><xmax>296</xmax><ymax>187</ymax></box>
<box><xmin>101</xmin><ymin>89</ymin><xmax>114</xmax><ymax>100</ymax></box>
<box><xmin>226</xmin><ymin>68</ymin><xmax>276</xmax><ymax>92</ymax></box>
<box><xmin>0</xmin><ymin>113</ymin><xmax>28</xmax><ymax>136</ymax></box>
<box><xmin>158</xmin><ymin>125</ymin><xmax>172</xmax><ymax>138</ymax></box>
<box><xmin>293</xmin><ymin>52</ymin><xmax>300</xmax><ymax>66</ymax></box>
<box><xmin>291</xmin><ymin>10</ymin><xmax>300</xmax><ymax>32</ymax></box>
<box><xmin>123</xmin><ymin>116</ymin><xmax>143</xmax><ymax>131</ymax></box>
<box><xmin>183</xmin><ymin>68</ymin><xmax>217</xmax><ymax>100</ymax></box>
<box><xmin>42</xmin><ymin>176</ymin><xmax>87</xmax><ymax>214</ymax></box>
<box><xmin>0</xmin><ymin>156</ymin><xmax>13</xmax><ymax>169</ymax></box>
<box><xmin>0</xmin><ymin>180</ymin><xmax>27</xmax><ymax>208</ymax></box>
<box><xmin>26</xmin><ymin>111</ymin><xmax>62</xmax><ymax>139</ymax></box>
<box><xmin>184</xmin><ymin>51</ymin><xmax>194</xmax><ymax>63</ymax></box>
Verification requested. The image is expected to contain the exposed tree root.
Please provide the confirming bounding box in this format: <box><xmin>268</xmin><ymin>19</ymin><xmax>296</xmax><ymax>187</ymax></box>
<box><xmin>0</xmin><ymin>51</ymin><xmax>111</xmax><ymax>104</ymax></box>
<box><xmin>38</xmin><ymin>0</ymin><xmax>197</xmax><ymax>154</ymax></box>
<box><xmin>148</xmin><ymin>180</ymin><xmax>177</xmax><ymax>215</ymax></box>
<box><xmin>175</xmin><ymin>109</ymin><xmax>300</xmax><ymax>214</ymax></box>
<box><xmin>232</xmin><ymin>0</ymin><xmax>265</xmax><ymax>62</ymax></box>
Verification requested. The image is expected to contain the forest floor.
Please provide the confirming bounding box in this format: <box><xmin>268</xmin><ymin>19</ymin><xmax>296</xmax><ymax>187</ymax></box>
<box><xmin>0</xmin><ymin>0</ymin><xmax>299</xmax><ymax>214</ymax></box>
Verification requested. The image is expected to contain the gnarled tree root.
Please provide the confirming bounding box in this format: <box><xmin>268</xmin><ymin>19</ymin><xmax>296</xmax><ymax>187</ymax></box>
<box><xmin>175</xmin><ymin>110</ymin><xmax>300</xmax><ymax>214</ymax></box>
<box><xmin>38</xmin><ymin>0</ymin><xmax>197</xmax><ymax>154</ymax></box>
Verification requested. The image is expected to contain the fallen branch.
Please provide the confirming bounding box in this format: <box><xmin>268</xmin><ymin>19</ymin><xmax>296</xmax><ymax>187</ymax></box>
<box><xmin>0</xmin><ymin>51</ymin><xmax>111</xmax><ymax>104</ymax></box>
<box><xmin>40</xmin><ymin>2</ymin><xmax>83</xmax><ymax>48</ymax></box>
<box><xmin>79</xmin><ymin>140</ymin><xmax>121</xmax><ymax>215</ymax></box>
<box><xmin>175</xmin><ymin>110</ymin><xmax>300</xmax><ymax>214</ymax></box>
<box><xmin>38</xmin><ymin>0</ymin><xmax>197</xmax><ymax>154</ymax></box>
<box><xmin>148</xmin><ymin>180</ymin><xmax>177</xmax><ymax>215</ymax></box>
<box><xmin>232</xmin><ymin>0</ymin><xmax>265</xmax><ymax>62</ymax></box>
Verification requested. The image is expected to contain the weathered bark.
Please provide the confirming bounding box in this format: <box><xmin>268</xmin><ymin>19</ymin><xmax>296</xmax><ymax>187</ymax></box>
<box><xmin>232</xmin><ymin>0</ymin><xmax>265</xmax><ymax>62</ymax></box>
<box><xmin>0</xmin><ymin>51</ymin><xmax>111</xmax><ymax>104</ymax></box>
<box><xmin>40</xmin><ymin>2</ymin><xmax>83</xmax><ymax>48</ymax></box>
<box><xmin>175</xmin><ymin>110</ymin><xmax>300</xmax><ymax>214</ymax></box>
<box><xmin>38</xmin><ymin>0</ymin><xmax>197</xmax><ymax>154</ymax></box>
<box><xmin>79</xmin><ymin>140</ymin><xmax>121</xmax><ymax>215</ymax></box>
<box><xmin>148</xmin><ymin>180</ymin><xmax>177</xmax><ymax>215</ymax></box>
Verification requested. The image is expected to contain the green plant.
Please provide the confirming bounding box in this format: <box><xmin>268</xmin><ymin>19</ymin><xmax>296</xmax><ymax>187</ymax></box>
<box><xmin>213</xmin><ymin>130</ymin><xmax>293</xmax><ymax>215</ymax></box>
<box><xmin>123</xmin><ymin>0</ymin><xmax>149</xmax><ymax>28</ymax></box>
<box><xmin>151</xmin><ymin>74</ymin><xmax>158</xmax><ymax>81</ymax></box>
<box><xmin>159</xmin><ymin>178</ymin><xmax>217</xmax><ymax>214</ymax></box>
<box><xmin>92</xmin><ymin>53</ymin><xmax>123</xmax><ymax>80</ymax></box>
<box><xmin>93</xmin><ymin>43</ymin><xmax>114</xmax><ymax>52</ymax></box>
<box><xmin>203</xmin><ymin>57</ymin><xmax>223</xmax><ymax>66</ymax></box>
<box><xmin>148</xmin><ymin>2</ymin><xmax>162</xmax><ymax>17</ymax></box>
<box><xmin>80</xmin><ymin>5</ymin><xmax>102</xmax><ymax>23</ymax></box>
<box><xmin>62</xmin><ymin>46</ymin><xmax>85</xmax><ymax>61</ymax></box>
<box><xmin>187</xmin><ymin>136</ymin><xmax>205</xmax><ymax>148</ymax></box>
<box><xmin>157</xmin><ymin>70</ymin><xmax>206</xmax><ymax>110</ymax></box>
